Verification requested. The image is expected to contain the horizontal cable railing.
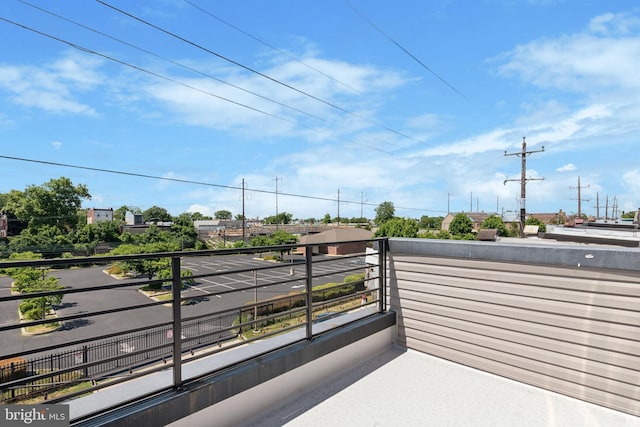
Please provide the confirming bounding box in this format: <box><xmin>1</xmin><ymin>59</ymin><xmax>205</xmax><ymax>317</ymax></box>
<box><xmin>0</xmin><ymin>239</ymin><xmax>386</xmax><ymax>407</ymax></box>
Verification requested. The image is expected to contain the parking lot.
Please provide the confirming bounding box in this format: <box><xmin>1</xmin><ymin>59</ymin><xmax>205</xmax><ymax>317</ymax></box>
<box><xmin>0</xmin><ymin>253</ymin><xmax>371</xmax><ymax>356</ymax></box>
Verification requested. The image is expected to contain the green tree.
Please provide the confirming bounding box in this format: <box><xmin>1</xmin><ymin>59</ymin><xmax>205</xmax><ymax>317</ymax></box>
<box><xmin>4</xmin><ymin>177</ymin><xmax>90</xmax><ymax>232</ymax></box>
<box><xmin>418</xmin><ymin>215</ymin><xmax>443</xmax><ymax>230</ymax></box>
<box><xmin>171</xmin><ymin>213</ymin><xmax>199</xmax><ymax>249</ymax></box>
<box><xmin>374</xmin><ymin>217</ymin><xmax>418</xmax><ymax>238</ymax></box>
<box><xmin>270</xmin><ymin>230</ymin><xmax>298</xmax><ymax>245</ymax></box>
<box><xmin>9</xmin><ymin>225</ymin><xmax>73</xmax><ymax>256</ymax></box>
<box><xmin>142</xmin><ymin>206</ymin><xmax>172</xmax><ymax>223</ymax></box>
<box><xmin>215</xmin><ymin>210</ymin><xmax>232</xmax><ymax>220</ymax></box>
<box><xmin>448</xmin><ymin>213</ymin><xmax>473</xmax><ymax>236</ymax></box>
<box><xmin>480</xmin><ymin>215</ymin><xmax>508</xmax><ymax>236</ymax></box>
<box><xmin>9</xmin><ymin>265</ymin><xmax>64</xmax><ymax>321</ymax></box>
<box><xmin>250</xmin><ymin>235</ymin><xmax>271</xmax><ymax>247</ymax></box>
<box><xmin>190</xmin><ymin>211</ymin><xmax>212</xmax><ymax>221</ymax></box>
<box><xmin>374</xmin><ymin>201</ymin><xmax>395</xmax><ymax>225</ymax></box>
<box><xmin>321</xmin><ymin>213</ymin><xmax>331</xmax><ymax>224</ymax></box>
<box><xmin>264</xmin><ymin>212</ymin><xmax>293</xmax><ymax>225</ymax></box>
<box><xmin>350</xmin><ymin>217</ymin><xmax>369</xmax><ymax>224</ymax></box>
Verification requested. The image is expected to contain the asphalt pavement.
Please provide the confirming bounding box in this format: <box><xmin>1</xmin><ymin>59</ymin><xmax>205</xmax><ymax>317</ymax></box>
<box><xmin>0</xmin><ymin>254</ymin><xmax>369</xmax><ymax>358</ymax></box>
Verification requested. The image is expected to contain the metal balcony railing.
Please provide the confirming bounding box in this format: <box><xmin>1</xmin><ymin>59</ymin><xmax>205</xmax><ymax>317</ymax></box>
<box><xmin>0</xmin><ymin>238</ymin><xmax>387</xmax><ymax>409</ymax></box>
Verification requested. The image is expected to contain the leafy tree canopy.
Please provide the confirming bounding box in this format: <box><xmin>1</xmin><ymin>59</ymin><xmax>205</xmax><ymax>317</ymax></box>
<box><xmin>374</xmin><ymin>217</ymin><xmax>418</xmax><ymax>238</ymax></box>
<box><xmin>4</xmin><ymin>177</ymin><xmax>90</xmax><ymax>232</ymax></box>
<box><xmin>374</xmin><ymin>201</ymin><xmax>395</xmax><ymax>225</ymax></box>
<box><xmin>215</xmin><ymin>210</ymin><xmax>232</xmax><ymax>220</ymax></box>
<box><xmin>190</xmin><ymin>211</ymin><xmax>212</xmax><ymax>221</ymax></box>
<box><xmin>264</xmin><ymin>212</ymin><xmax>293</xmax><ymax>225</ymax></box>
<box><xmin>448</xmin><ymin>213</ymin><xmax>473</xmax><ymax>236</ymax></box>
<box><xmin>419</xmin><ymin>215</ymin><xmax>443</xmax><ymax>229</ymax></box>
<box><xmin>250</xmin><ymin>231</ymin><xmax>298</xmax><ymax>247</ymax></box>
<box><xmin>142</xmin><ymin>206</ymin><xmax>172</xmax><ymax>223</ymax></box>
<box><xmin>480</xmin><ymin>215</ymin><xmax>508</xmax><ymax>236</ymax></box>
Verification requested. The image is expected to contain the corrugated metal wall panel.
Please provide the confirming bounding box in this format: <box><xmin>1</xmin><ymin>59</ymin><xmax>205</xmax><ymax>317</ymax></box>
<box><xmin>388</xmin><ymin>254</ymin><xmax>640</xmax><ymax>417</ymax></box>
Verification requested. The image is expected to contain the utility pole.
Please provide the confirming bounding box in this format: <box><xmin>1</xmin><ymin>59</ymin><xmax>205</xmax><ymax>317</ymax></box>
<box><xmin>504</xmin><ymin>137</ymin><xmax>545</xmax><ymax>235</ymax></box>
<box><xmin>241</xmin><ymin>178</ymin><xmax>246</xmax><ymax>243</ymax></box>
<box><xmin>570</xmin><ymin>176</ymin><xmax>590</xmax><ymax>220</ymax></box>
<box><xmin>593</xmin><ymin>192</ymin><xmax>607</xmax><ymax>220</ymax></box>
<box><xmin>337</xmin><ymin>189</ymin><xmax>340</xmax><ymax>225</ymax></box>
<box><xmin>273</xmin><ymin>176</ymin><xmax>281</xmax><ymax>230</ymax></box>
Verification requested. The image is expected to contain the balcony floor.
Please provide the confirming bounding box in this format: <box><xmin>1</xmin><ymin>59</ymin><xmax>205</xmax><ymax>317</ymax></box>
<box><xmin>247</xmin><ymin>348</ymin><xmax>639</xmax><ymax>427</ymax></box>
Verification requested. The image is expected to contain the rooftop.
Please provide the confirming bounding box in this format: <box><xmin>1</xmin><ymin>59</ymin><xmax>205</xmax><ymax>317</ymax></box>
<box><xmin>255</xmin><ymin>349</ymin><xmax>639</xmax><ymax>427</ymax></box>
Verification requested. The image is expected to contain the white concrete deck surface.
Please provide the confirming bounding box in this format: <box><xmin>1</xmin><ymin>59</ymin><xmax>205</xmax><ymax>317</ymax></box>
<box><xmin>250</xmin><ymin>348</ymin><xmax>640</xmax><ymax>427</ymax></box>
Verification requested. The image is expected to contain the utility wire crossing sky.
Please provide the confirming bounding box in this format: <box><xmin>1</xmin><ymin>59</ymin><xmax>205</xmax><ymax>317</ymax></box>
<box><xmin>0</xmin><ymin>0</ymin><xmax>639</xmax><ymax>220</ymax></box>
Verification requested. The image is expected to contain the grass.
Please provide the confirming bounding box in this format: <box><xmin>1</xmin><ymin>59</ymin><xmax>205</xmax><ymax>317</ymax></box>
<box><xmin>239</xmin><ymin>297</ymin><xmax>364</xmax><ymax>340</ymax></box>
<box><xmin>23</xmin><ymin>322</ymin><xmax>60</xmax><ymax>335</ymax></box>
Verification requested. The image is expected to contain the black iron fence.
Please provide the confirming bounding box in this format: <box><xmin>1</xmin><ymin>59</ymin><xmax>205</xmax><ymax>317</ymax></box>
<box><xmin>0</xmin><ymin>239</ymin><xmax>386</xmax><ymax>406</ymax></box>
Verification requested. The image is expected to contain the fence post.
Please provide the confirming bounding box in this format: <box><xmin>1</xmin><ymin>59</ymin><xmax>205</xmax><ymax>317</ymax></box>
<box><xmin>83</xmin><ymin>345</ymin><xmax>88</xmax><ymax>378</ymax></box>
<box><xmin>305</xmin><ymin>245</ymin><xmax>313</xmax><ymax>339</ymax></box>
<box><xmin>171</xmin><ymin>256</ymin><xmax>182</xmax><ymax>389</ymax></box>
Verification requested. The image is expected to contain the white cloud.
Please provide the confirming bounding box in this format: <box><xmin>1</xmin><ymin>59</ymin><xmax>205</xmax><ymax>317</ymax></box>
<box><xmin>589</xmin><ymin>11</ymin><xmax>640</xmax><ymax>36</ymax></box>
<box><xmin>187</xmin><ymin>204</ymin><xmax>215</xmax><ymax>218</ymax></box>
<box><xmin>51</xmin><ymin>141</ymin><xmax>63</xmax><ymax>150</ymax></box>
<box><xmin>557</xmin><ymin>163</ymin><xmax>576</xmax><ymax>172</ymax></box>
<box><xmin>142</xmin><ymin>52</ymin><xmax>410</xmax><ymax>142</ymax></box>
<box><xmin>0</xmin><ymin>51</ymin><xmax>103</xmax><ymax>115</ymax></box>
<box><xmin>498</xmin><ymin>13</ymin><xmax>640</xmax><ymax>94</ymax></box>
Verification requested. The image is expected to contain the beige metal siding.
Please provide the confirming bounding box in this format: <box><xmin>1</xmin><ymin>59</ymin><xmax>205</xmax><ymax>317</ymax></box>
<box><xmin>388</xmin><ymin>254</ymin><xmax>640</xmax><ymax>417</ymax></box>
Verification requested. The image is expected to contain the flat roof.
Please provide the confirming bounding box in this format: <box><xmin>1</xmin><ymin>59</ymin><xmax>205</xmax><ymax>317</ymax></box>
<box><xmin>252</xmin><ymin>348</ymin><xmax>639</xmax><ymax>427</ymax></box>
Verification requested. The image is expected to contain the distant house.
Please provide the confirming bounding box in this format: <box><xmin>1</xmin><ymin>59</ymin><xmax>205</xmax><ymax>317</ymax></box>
<box><xmin>87</xmin><ymin>208</ymin><xmax>113</xmax><ymax>224</ymax></box>
<box><xmin>441</xmin><ymin>212</ymin><xmax>496</xmax><ymax>232</ymax></box>
<box><xmin>125</xmin><ymin>212</ymin><xmax>144</xmax><ymax>226</ymax></box>
<box><xmin>298</xmin><ymin>228</ymin><xmax>373</xmax><ymax>256</ymax></box>
<box><xmin>529</xmin><ymin>210</ymin><xmax>566</xmax><ymax>226</ymax></box>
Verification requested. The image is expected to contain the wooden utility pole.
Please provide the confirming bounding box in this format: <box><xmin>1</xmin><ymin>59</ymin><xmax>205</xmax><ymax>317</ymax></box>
<box><xmin>273</xmin><ymin>176</ymin><xmax>281</xmax><ymax>230</ymax></box>
<box><xmin>337</xmin><ymin>189</ymin><xmax>340</xmax><ymax>225</ymax></box>
<box><xmin>570</xmin><ymin>176</ymin><xmax>590</xmax><ymax>219</ymax></box>
<box><xmin>242</xmin><ymin>178</ymin><xmax>246</xmax><ymax>242</ymax></box>
<box><xmin>504</xmin><ymin>137</ymin><xmax>545</xmax><ymax>235</ymax></box>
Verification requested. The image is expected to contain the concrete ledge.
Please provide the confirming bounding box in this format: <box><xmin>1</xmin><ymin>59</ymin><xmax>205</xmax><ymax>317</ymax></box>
<box><xmin>72</xmin><ymin>311</ymin><xmax>395</xmax><ymax>427</ymax></box>
<box><xmin>388</xmin><ymin>237</ymin><xmax>640</xmax><ymax>271</ymax></box>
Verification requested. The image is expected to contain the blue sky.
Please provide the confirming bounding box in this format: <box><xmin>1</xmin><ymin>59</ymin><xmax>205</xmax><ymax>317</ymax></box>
<box><xmin>1</xmin><ymin>0</ymin><xmax>639</xmax><ymax>221</ymax></box>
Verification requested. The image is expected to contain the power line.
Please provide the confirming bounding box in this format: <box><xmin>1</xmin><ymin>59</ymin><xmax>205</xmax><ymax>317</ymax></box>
<box><xmin>96</xmin><ymin>0</ymin><xmax>430</xmax><ymax>149</ymax></box>
<box><xmin>18</xmin><ymin>0</ymin><xmax>327</xmax><ymax>124</ymax></box>
<box><xmin>96</xmin><ymin>0</ymin><xmax>356</xmax><ymax>116</ymax></box>
<box><xmin>183</xmin><ymin>0</ymin><xmax>363</xmax><ymax>95</ymax></box>
<box><xmin>0</xmin><ymin>154</ymin><xmax>437</xmax><ymax>213</ymax></box>
<box><xmin>0</xmin><ymin>16</ymin><xmax>299</xmax><ymax>127</ymax></box>
<box><xmin>0</xmin><ymin>14</ymin><xmax>395</xmax><ymax>155</ymax></box>
<box><xmin>347</xmin><ymin>1</ymin><xmax>465</xmax><ymax>98</ymax></box>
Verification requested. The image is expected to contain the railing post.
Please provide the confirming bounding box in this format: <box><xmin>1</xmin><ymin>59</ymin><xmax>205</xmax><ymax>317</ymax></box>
<box><xmin>305</xmin><ymin>245</ymin><xmax>313</xmax><ymax>339</ymax></box>
<box><xmin>171</xmin><ymin>256</ymin><xmax>182</xmax><ymax>388</ymax></box>
<box><xmin>378</xmin><ymin>239</ymin><xmax>387</xmax><ymax>313</ymax></box>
